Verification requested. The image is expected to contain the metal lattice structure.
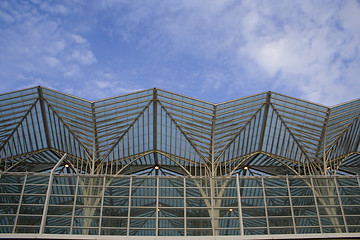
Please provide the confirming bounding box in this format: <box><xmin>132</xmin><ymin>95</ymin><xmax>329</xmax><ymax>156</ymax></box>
<box><xmin>1</xmin><ymin>86</ymin><xmax>360</xmax><ymax>239</ymax></box>
<box><xmin>1</xmin><ymin>86</ymin><xmax>360</xmax><ymax>177</ymax></box>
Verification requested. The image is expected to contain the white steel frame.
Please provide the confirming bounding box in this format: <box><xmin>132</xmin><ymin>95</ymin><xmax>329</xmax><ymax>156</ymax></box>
<box><xmin>1</xmin><ymin>172</ymin><xmax>360</xmax><ymax>237</ymax></box>
<box><xmin>1</xmin><ymin>86</ymin><xmax>360</xmax><ymax>238</ymax></box>
<box><xmin>1</xmin><ymin>87</ymin><xmax>359</xmax><ymax>177</ymax></box>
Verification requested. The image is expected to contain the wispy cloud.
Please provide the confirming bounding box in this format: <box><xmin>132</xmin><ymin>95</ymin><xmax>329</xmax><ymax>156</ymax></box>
<box><xmin>237</xmin><ymin>0</ymin><xmax>360</xmax><ymax>105</ymax></box>
<box><xmin>97</xmin><ymin>0</ymin><xmax>360</xmax><ymax>104</ymax></box>
<box><xmin>0</xmin><ymin>0</ymin><xmax>359</xmax><ymax>105</ymax></box>
<box><xmin>0</xmin><ymin>1</ymin><xmax>96</xmax><ymax>91</ymax></box>
<box><xmin>73</xmin><ymin>70</ymin><xmax>143</xmax><ymax>100</ymax></box>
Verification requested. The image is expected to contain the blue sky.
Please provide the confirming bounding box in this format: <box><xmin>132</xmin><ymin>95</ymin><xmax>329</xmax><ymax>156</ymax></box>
<box><xmin>0</xmin><ymin>0</ymin><xmax>359</xmax><ymax>105</ymax></box>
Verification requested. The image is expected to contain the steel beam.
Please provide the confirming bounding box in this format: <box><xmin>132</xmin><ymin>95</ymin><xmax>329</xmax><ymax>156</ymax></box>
<box><xmin>258</xmin><ymin>91</ymin><xmax>271</xmax><ymax>152</ymax></box>
<box><xmin>37</xmin><ymin>86</ymin><xmax>52</xmax><ymax>149</ymax></box>
<box><xmin>39</xmin><ymin>153</ymin><xmax>67</xmax><ymax>233</ymax></box>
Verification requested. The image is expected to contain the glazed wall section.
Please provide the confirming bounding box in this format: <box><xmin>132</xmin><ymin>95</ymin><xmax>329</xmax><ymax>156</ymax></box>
<box><xmin>1</xmin><ymin>173</ymin><xmax>360</xmax><ymax>236</ymax></box>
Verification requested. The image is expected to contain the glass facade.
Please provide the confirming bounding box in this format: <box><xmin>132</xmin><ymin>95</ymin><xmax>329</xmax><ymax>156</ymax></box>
<box><xmin>1</xmin><ymin>173</ymin><xmax>360</xmax><ymax>236</ymax></box>
<box><xmin>0</xmin><ymin>87</ymin><xmax>360</xmax><ymax>238</ymax></box>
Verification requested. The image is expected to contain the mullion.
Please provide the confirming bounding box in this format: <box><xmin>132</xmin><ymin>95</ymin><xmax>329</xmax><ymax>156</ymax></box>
<box><xmin>95</xmin><ymin>99</ymin><xmax>150</xmax><ymax>114</ymax></box>
<box><xmin>156</xmin><ymin>99</ymin><xmax>213</xmax><ymax>117</ymax></box>
<box><xmin>34</xmin><ymin>104</ymin><xmax>44</xmax><ymax>149</ymax></box>
<box><xmin>271</xmin><ymin>95</ymin><xmax>327</xmax><ymax>114</ymax></box>
<box><xmin>94</xmin><ymin>92</ymin><xmax>152</xmax><ymax>108</ymax></box>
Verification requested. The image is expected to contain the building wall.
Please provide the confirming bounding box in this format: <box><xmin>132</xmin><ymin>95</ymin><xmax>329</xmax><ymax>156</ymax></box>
<box><xmin>1</xmin><ymin>173</ymin><xmax>360</xmax><ymax>237</ymax></box>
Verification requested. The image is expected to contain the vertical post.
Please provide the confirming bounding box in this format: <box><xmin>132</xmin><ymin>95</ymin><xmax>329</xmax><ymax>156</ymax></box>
<box><xmin>258</xmin><ymin>92</ymin><xmax>271</xmax><ymax>152</ymax></box>
<box><xmin>156</xmin><ymin>176</ymin><xmax>159</xmax><ymax>236</ymax></box>
<box><xmin>37</xmin><ymin>86</ymin><xmax>51</xmax><ymax>148</ymax></box>
<box><xmin>153</xmin><ymin>89</ymin><xmax>158</xmax><ymax>166</ymax></box>
<box><xmin>334</xmin><ymin>177</ymin><xmax>348</xmax><ymax>232</ymax></box>
<box><xmin>236</xmin><ymin>174</ymin><xmax>244</xmax><ymax>235</ymax></box>
<box><xmin>210</xmin><ymin>177</ymin><xmax>216</xmax><ymax>235</ymax></box>
<box><xmin>127</xmin><ymin>176</ymin><xmax>133</xmax><ymax>236</ymax></box>
<box><xmin>98</xmin><ymin>175</ymin><xmax>107</xmax><ymax>235</ymax></box>
<box><xmin>323</xmin><ymin>109</ymin><xmax>330</xmax><ymax>174</ymax></box>
<box><xmin>39</xmin><ymin>153</ymin><xmax>67</xmax><ymax>234</ymax></box>
<box><xmin>286</xmin><ymin>176</ymin><xmax>297</xmax><ymax>234</ymax></box>
<box><xmin>91</xmin><ymin>102</ymin><xmax>98</xmax><ymax>174</ymax></box>
<box><xmin>261</xmin><ymin>177</ymin><xmax>269</xmax><ymax>234</ymax></box>
<box><xmin>209</xmin><ymin>105</ymin><xmax>217</xmax><ymax>235</ymax></box>
<box><xmin>70</xmin><ymin>175</ymin><xmax>80</xmax><ymax>234</ymax></box>
<box><xmin>183</xmin><ymin>177</ymin><xmax>187</xmax><ymax>236</ymax></box>
<box><xmin>12</xmin><ymin>174</ymin><xmax>27</xmax><ymax>233</ymax></box>
<box><xmin>210</xmin><ymin>105</ymin><xmax>217</xmax><ymax>177</ymax></box>
<box><xmin>316</xmin><ymin>108</ymin><xmax>330</xmax><ymax>173</ymax></box>
<box><xmin>310</xmin><ymin>177</ymin><xmax>323</xmax><ymax>233</ymax></box>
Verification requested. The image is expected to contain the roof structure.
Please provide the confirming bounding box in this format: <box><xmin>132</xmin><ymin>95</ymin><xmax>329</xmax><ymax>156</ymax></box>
<box><xmin>1</xmin><ymin>86</ymin><xmax>359</xmax><ymax>177</ymax></box>
<box><xmin>1</xmin><ymin>87</ymin><xmax>360</xmax><ymax>239</ymax></box>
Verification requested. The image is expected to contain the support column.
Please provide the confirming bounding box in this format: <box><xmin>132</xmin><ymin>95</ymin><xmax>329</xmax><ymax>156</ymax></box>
<box><xmin>286</xmin><ymin>176</ymin><xmax>297</xmax><ymax>234</ymax></box>
<box><xmin>316</xmin><ymin>108</ymin><xmax>330</xmax><ymax>173</ymax></box>
<box><xmin>39</xmin><ymin>153</ymin><xmax>67</xmax><ymax>233</ymax></box>
<box><xmin>12</xmin><ymin>174</ymin><xmax>27</xmax><ymax>233</ymax></box>
<box><xmin>210</xmin><ymin>177</ymin><xmax>216</xmax><ymax>235</ymax></box>
<box><xmin>156</xmin><ymin>176</ymin><xmax>159</xmax><ymax>236</ymax></box>
<box><xmin>37</xmin><ymin>86</ymin><xmax>51</xmax><ymax>149</ymax></box>
<box><xmin>236</xmin><ymin>174</ymin><xmax>244</xmax><ymax>235</ymax></box>
<box><xmin>127</xmin><ymin>176</ymin><xmax>133</xmax><ymax>236</ymax></box>
<box><xmin>153</xmin><ymin>89</ymin><xmax>158</xmax><ymax>167</ymax></box>
<box><xmin>98</xmin><ymin>175</ymin><xmax>107</xmax><ymax>235</ymax></box>
<box><xmin>70</xmin><ymin>175</ymin><xmax>80</xmax><ymax>234</ymax></box>
<box><xmin>210</xmin><ymin>105</ymin><xmax>217</xmax><ymax>177</ymax></box>
<box><xmin>310</xmin><ymin>177</ymin><xmax>323</xmax><ymax>233</ymax></box>
<box><xmin>184</xmin><ymin>177</ymin><xmax>187</xmax><ymax>236</ymax></box>
<box><xmin>91</xmin><ymin>102</ymin><xmax>98</xmax><ymax>174</ymax></box>
<box><xmin>261</xmin><ymin>177</ymin><xmax>269</xmax><ymax>234</ymax></box>
<box><xmin>334</xmin><ymin>177</ymin><xmax>348</xmax><ymax>233</ymax></box>
<box><xmin>258</xmin><ymin>92</ymin><xmax>271</xmax><ymax>152</ymax></box>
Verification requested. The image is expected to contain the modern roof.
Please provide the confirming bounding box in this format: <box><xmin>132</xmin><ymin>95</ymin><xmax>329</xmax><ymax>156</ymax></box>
<box><xmin>0</xmin><ymin>86</ymin><xmax>359</xmax><ymax>176</ymax></box>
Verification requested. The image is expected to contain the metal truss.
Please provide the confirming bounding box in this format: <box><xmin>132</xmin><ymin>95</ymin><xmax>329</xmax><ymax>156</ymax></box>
<box><xmin>1</xmin><ymin>87</ymin><xmax>360</xmax><ymax>238</ymax></box>
<box><xmin>0</xmin><ymin>87</ymin><xmax>359</xmax><ymax>177</ymax></box>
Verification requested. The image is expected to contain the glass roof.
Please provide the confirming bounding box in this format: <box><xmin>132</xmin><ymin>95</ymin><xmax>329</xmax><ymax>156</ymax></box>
<box><xmin>0</xmin><ymin>87</ymin><xmax>359</xmax><ymax>176</ymax></box>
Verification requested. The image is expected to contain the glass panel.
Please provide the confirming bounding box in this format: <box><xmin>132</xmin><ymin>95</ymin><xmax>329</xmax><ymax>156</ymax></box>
<box><xmin>101</xmin><ymin>217</ymin><xmax>127</xmax><ymax>228</ymax></box>
<box><xmin>101</xmin><ymin>228</ymin><xmax>127</xmax><ymax>235</ymax></box>
<box><xmin>243</xmin><ymin>218</ymin><xmax>267</xmax><ymax>228</ymax></box>
<box><xmin>186</xmin><ymin>218</ymin><xmax>212</xmax><ymax>229</ymax></box>
<box><xmin>1</xmin><ymin>173</ymin><xmax>360</xmax><ymax>237</ymax></box>
<box><xmin>159</xmin><ymin>218</ymin><xmax>184</xmax><ymax>228</ymax></box>
<box><xmin>159</xmin><ymin>229</ymin><xmax>184</xmax><ymax>236</ymax></box>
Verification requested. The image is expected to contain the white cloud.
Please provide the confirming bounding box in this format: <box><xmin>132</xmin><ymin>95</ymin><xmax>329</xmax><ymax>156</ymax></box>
<box><xmin>71</xmin><ymin>50</ymin><xmax>96</xmax><ymax>65</ymax></box>
<box><xmin>0</xmin><ymin>9</ymin><xmax>14</xmax><ymax>23</ymax></box>
<box><xmin>0</xmin><ymin>0</ymin><xmax>96</xmax><ymax>90</ymax></box>
<box><xmin>72</xmin><ymin>34</ymin><xmax>87</xmax><ymax>44</ymax></box>
<box><xmin>1</xmin><ymin>0</ymin><xmax>359</xmax><ymax>106</ymax></box>
<box><xmin>94</xmin><ymin>80</ymin><xmax>112</xmax><ymax>89</ymax></box>
<box><xmin>339</xmin><ymin>0</ymin><xmax>360</xmax><ymax>31</ymax></box>
<box><xmin>40</xmin><ymin>2</ymin><xmax>69</xmax><ymax>15</ymax></box>
<box><xmin>16</xmin><ymin>74</ymin><xmax>55</xmax><ymax>90</ymax></box>
<box><xmin>64</xmin><ymin>64</ymin><xmax>80</xmax><ymax>78</ymax></box>
<box><xmin>44</xmin><ymin>41</ymin><xmax>66</xmax><ymax>55</ymax></box>
<box><xmin>74</xmin><ymin>71</ymin><xmax>143</xmax><ymax>100</ymax></box>
<box><xmin>116</xmin><ymin>0</ymin><xmax>359</xmax><ymax>105</ymax></box>
<box><xmin>44</xmin><ymin>56</ymin><xmax>60</xmax><ymax>68</ymax></box>
<box><xmin>235</xmin><ymin>0</ymin><xmax>360</xmax><ymax>105</ymax></box>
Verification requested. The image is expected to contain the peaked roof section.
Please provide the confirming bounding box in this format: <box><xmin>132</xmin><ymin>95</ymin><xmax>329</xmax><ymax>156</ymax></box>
<box><xmin>0</xmin><ymin>86</ymin><xmax>359</xmax><ymax>176</ymax></box>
